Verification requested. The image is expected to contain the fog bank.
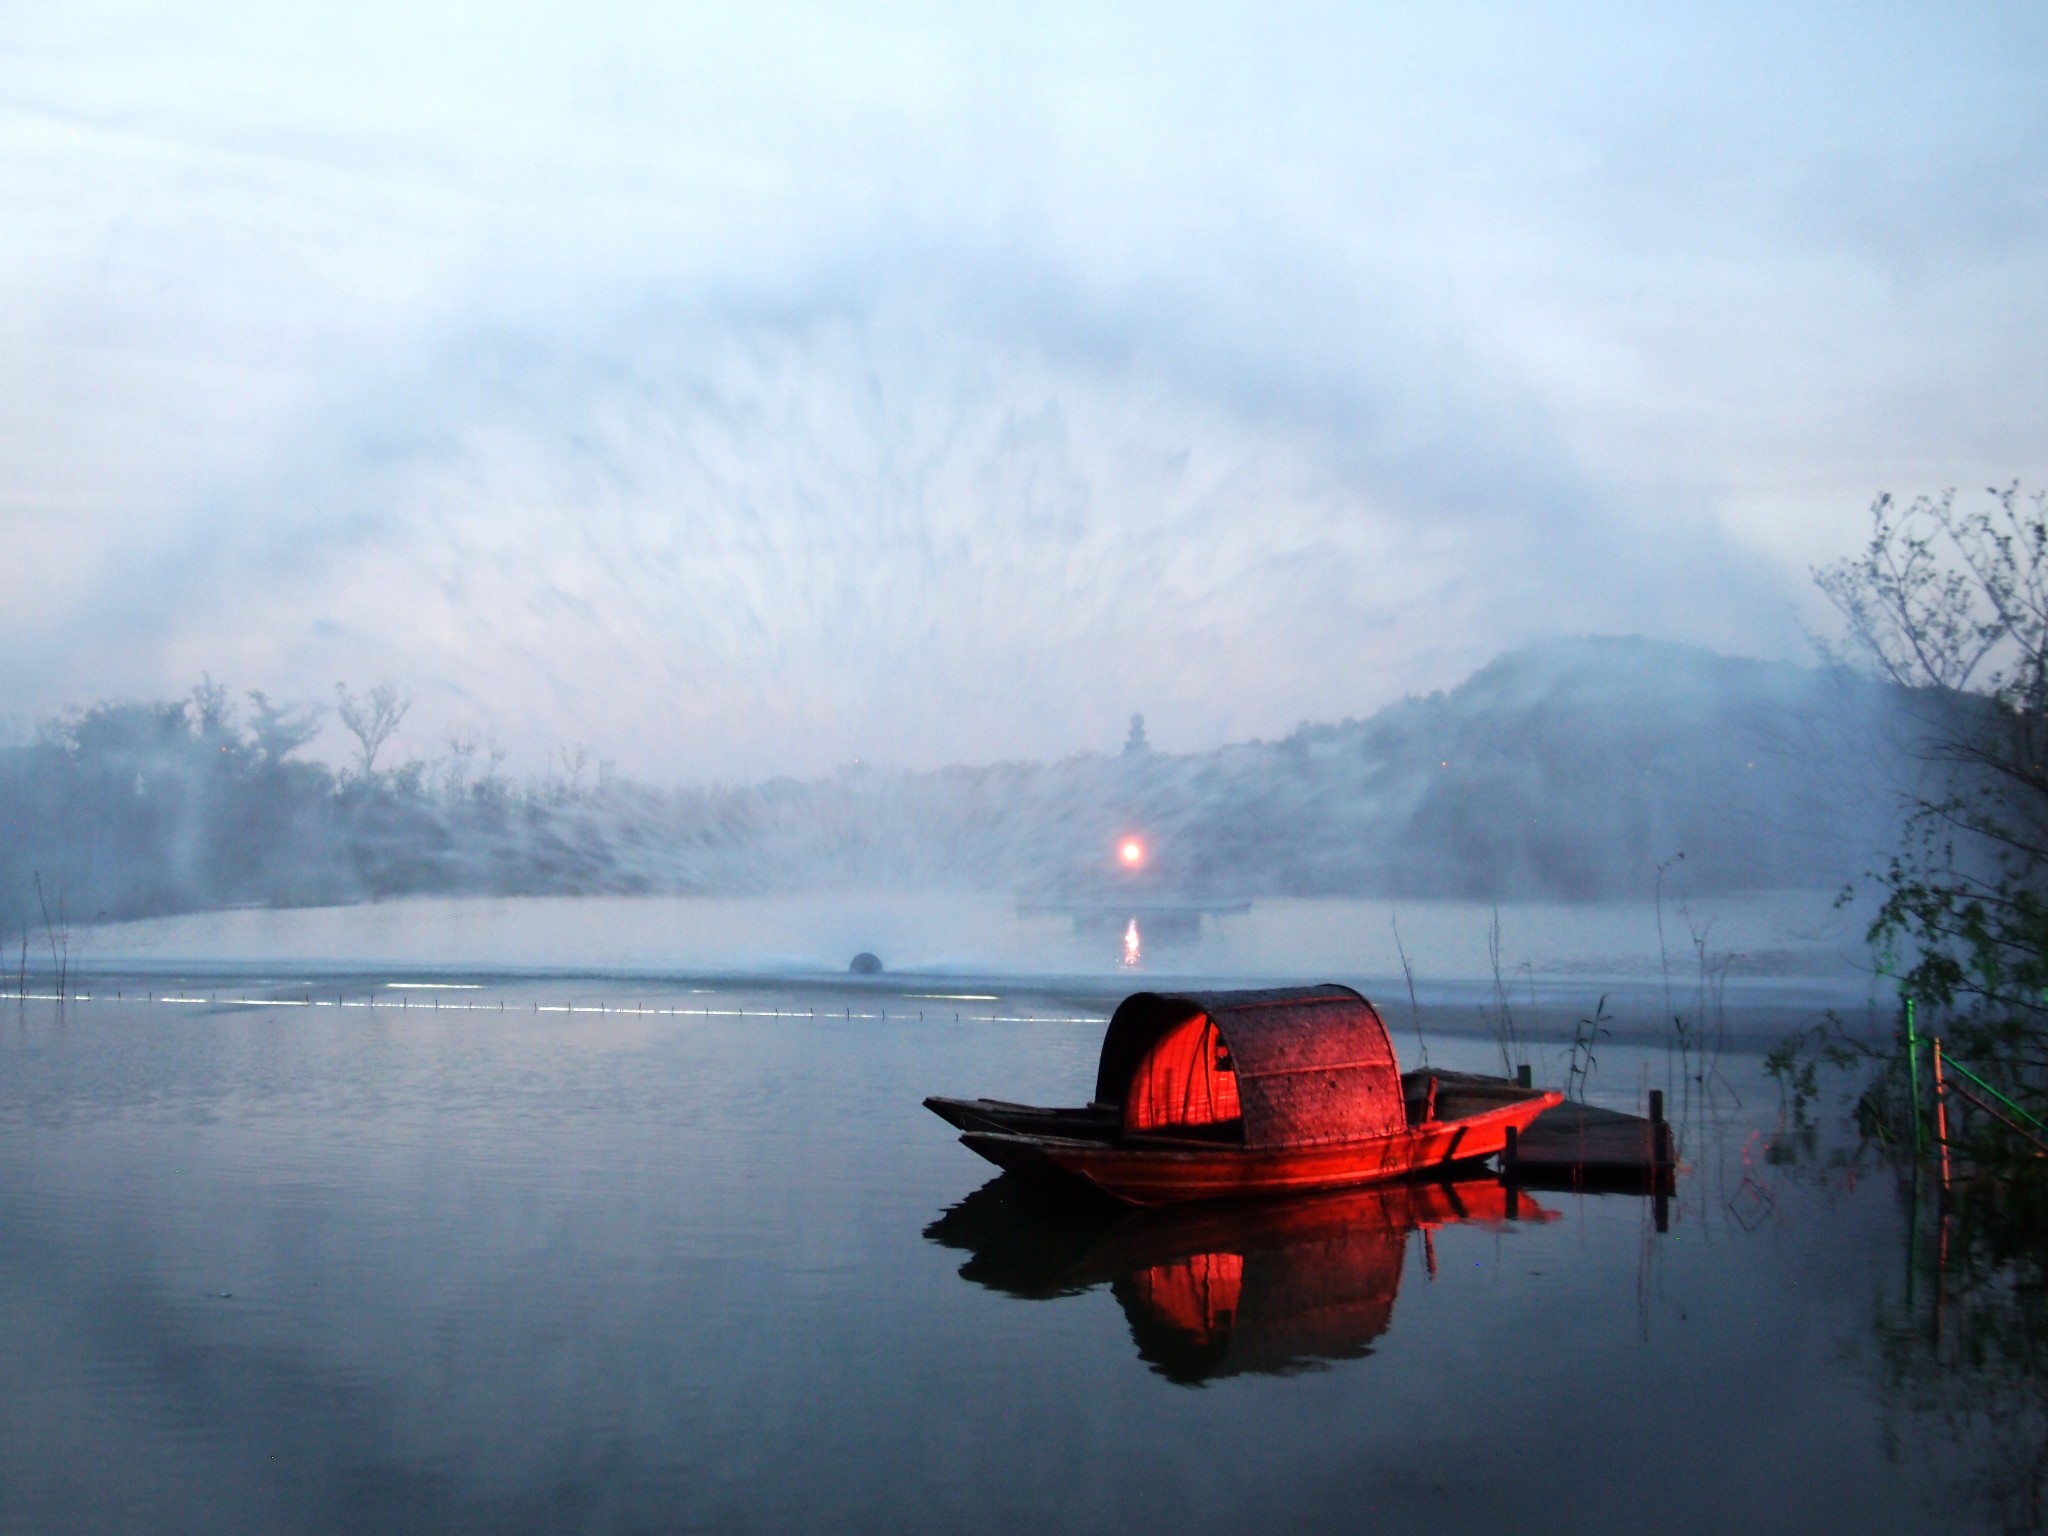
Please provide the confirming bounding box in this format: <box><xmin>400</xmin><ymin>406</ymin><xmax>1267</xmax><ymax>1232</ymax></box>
<box><xmin>0</xmin><ymin>637</ymin><xmax>1909</xmax><ymax>936</ymax></box>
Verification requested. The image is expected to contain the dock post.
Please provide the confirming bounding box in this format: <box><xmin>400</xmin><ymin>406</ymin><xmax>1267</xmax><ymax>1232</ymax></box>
<box><xmin>1503</xmin><ymin>1127</ymin><xmax>1520</xmax><ymax>1220</ymax></box>
<box><xmin>1931</xmin><ymin>1037</ymin><xmax>1953</xmax><ymax>1192</ymax></box>
<box><xmin>1516</xmin><ymin>1064</ymin><xmax>1532</xmax><ymax>1089</ymax></box>
<box><xmin>1649</xmin><ymin>1089</ymin><xmax>1669</xmax><ymax>1169</ymax></box>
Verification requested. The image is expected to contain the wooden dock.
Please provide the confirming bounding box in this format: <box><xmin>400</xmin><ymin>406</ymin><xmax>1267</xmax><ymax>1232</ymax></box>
<box><xmin>1502</xmin><ymin>1090</ymin><xmax>1676</xmax><ymax>1208</ymax></box>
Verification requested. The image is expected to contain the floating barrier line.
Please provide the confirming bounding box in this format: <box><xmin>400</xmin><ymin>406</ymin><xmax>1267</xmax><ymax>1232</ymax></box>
<box><xmin>0</xmin><ymin>990</ymin><xmax>1103</xmax><ymax>1024</ymax></box>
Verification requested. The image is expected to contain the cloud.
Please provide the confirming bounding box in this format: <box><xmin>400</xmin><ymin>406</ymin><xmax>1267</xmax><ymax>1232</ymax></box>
<box><xmin>1</xmin><ymin>3</ymin><xmax>2044</xmax><ymax>775</ymax></box>
<box><xmin>11</xmin><ymin>246</ymin><xmax>1792</xmax><ymax>777</ymax></box>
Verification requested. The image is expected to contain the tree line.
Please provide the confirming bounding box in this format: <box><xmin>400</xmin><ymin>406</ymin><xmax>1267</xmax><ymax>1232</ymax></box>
<box><xmin>0</xmin><ymin>636</ymin><xmax>1909</xmax><ymax>942</ymax></box>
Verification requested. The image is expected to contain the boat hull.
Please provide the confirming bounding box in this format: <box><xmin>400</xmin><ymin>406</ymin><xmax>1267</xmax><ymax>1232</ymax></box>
<box><xmin>958</xmin><ymin>1092</ymin><xmax>1562</xmax><ymax>1205</ymax></box>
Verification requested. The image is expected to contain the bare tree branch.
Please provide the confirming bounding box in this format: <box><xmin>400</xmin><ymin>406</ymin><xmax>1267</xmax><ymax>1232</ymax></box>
<box><xmin>334</xmin><ymin>681</ymin><xmax>411</xmax><ymax>776</ymax></box>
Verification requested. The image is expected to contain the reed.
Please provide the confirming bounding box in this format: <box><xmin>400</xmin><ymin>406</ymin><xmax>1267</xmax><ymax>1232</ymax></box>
<box><xmin>32</xmin><ymin>872</ymin><xmax>68</xmax><ymax>1007</ymax></box>
<box><xmin>1389</xmin><ymin>911</ymin><xmax>1427</xmax><ymax>1068</ymax></box>
<box><xmin>1653</xmin><ymin>852</ymin><xmax>1743</xmax><ymax>1117</ymax></box>
<box><xmin>1481</xmin><ymin>905</ymin><xmax>1523</xmax><ymax>1078</ymax></box>
<box><xmin>1566</xmin><ymin>994</ymin><xmax>1611</xmax><ymax>1103</ymax></box>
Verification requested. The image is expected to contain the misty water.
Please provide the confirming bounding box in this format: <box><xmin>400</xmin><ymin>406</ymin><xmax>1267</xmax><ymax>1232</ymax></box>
<box><xmin>0</xmin><ymin>900</ymin><xmax>2023</xmax><ymax>1534</ymax></box>
<box><xmin>68</xmin><ymin>888</ymin><xmax>1874</xmax><ymax>993</ymax></box>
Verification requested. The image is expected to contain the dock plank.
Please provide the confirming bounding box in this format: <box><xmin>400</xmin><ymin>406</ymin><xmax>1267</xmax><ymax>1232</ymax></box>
<box><xmin>1504</xmin><ymin>1099</ymin><xmax>1675</xmax><ymax>1191</ymax></box>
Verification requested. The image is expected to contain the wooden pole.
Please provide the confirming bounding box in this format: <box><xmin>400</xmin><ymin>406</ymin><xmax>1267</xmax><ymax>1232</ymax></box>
<box><xmin>1503</xmin><ymin>1128</ymin><xmax>1520</xmax><ymax>1222</ymax></box>
<box><xmin>1931</xmin><ymin>1036</ymin><xmax>1953</xmax><ymax>1192</ymax></box>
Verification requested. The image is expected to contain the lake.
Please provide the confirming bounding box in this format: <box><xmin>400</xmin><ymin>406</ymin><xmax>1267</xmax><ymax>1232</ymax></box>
<box><xmin>62</xmin><ymin>888</ymin><xmax>1879</xmax><ymax>998</ymax></box>
<box><xmin>0</xmin><ymin>956</ymin><xmax>2027</xmax><ymax>1534</ymax></box>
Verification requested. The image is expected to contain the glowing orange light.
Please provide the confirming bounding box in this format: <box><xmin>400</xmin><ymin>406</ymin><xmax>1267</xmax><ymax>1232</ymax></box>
<box><xmin>1123</xmin><ymin>918</ymin><xmax>1142</xmax><ymax>967</ymax></box>
<box><xmin>1119</xmin><ymin>837</ymin><xmax>1146</xmax><ymax>868</ymax></box>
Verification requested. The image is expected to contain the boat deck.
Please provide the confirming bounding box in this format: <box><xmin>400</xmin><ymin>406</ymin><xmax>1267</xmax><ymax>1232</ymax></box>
<box><xmin>928</xmin><ymin>1075</ymin><xmax>1680</xmax><ymax>1211</ymax></box>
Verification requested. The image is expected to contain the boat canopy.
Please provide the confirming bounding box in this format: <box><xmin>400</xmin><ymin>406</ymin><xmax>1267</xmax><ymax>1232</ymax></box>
<box><xmin>1095</xmin><ymin>985</ymin><xmax>1403</xmax><ymax>1150</ymax></box>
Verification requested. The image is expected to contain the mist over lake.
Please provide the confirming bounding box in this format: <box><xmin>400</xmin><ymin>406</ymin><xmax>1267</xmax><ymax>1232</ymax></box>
<box><xmin>7</xmin><ymin>4</ymin><xmax>2047</xmax><ymax>1531</ymax></box>
<box><xmin>1</xmin><ymin>638</ymin><xmax>1911</xmax><ymax>940</ymax></box>
<box><xmin>68</xmin><ymin>889</ymin><xmax>1871</xmax><ymax>1006</ymax></box>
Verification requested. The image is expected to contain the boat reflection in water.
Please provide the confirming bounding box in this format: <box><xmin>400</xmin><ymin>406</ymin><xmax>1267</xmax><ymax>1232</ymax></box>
<box><xmin>925</xmin><ymin>1175</ymin><xmax>1554</xmax><ymax>1384</ymax></box>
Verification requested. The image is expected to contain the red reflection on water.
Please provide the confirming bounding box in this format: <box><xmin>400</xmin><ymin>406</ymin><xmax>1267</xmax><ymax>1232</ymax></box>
<box><xmin>929</xmin><ymin>1175</ymin><xmax>1554</xmax><ymax>1383</ymax></box>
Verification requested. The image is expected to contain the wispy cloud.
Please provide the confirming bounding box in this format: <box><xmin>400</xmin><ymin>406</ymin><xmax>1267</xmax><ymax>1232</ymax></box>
<box><xmin>3</xmin><ymin>2</ymin><xmax>2044</xmax><ymax>775</ymax></box>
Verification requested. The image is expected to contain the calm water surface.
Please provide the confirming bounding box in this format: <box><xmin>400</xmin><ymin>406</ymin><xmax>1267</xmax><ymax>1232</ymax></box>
<box><xmin>0</xmin><ymin>978</ymin><xmax>2020</xmax><ymax>1534</ymax></box>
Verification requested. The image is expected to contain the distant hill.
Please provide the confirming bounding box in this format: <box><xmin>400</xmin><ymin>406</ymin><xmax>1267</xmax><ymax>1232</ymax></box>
<box><xmin>0</xmin><ymin>637</ymin><xmax>1908</xmax><ymax>928</ymax></box>
<box><xmin>825</xmin><ymin>634</ymin><xmax>1903</xmax><ymax>902</ymax></box>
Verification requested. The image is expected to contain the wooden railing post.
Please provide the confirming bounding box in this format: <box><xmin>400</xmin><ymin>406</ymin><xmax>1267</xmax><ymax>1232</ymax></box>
<box><xmin>1931</xmin><ymin>1037</ymin><xmax>1953</xmax><ymax>1192</ymax></box>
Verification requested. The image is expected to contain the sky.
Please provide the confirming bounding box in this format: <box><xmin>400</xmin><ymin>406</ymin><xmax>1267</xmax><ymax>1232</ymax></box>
<box><xmin>3</xmin><ymin>2</ymin><xmax>2045</xmax><ymax>779</ymax></box>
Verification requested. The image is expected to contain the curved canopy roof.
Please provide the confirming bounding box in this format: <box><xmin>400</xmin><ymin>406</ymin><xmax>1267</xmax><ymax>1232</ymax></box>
<box><xmin>1095</xmin><ymin>985</ymin><xmax>1403</xmax><ymax>1151</ymax></box>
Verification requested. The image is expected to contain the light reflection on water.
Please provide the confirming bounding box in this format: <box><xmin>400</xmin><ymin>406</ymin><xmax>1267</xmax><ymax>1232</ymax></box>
<box><xmin>0</xmin><ymin>979</ymin><xmax>2009</xmax><ymax>1534</ymax></box>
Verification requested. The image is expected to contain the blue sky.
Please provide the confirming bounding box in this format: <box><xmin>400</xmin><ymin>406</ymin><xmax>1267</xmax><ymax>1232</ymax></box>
<box><xmin>3</xmin><ymin>3</ymin><xmax>2044</xmax><ymax>776</ymax></box>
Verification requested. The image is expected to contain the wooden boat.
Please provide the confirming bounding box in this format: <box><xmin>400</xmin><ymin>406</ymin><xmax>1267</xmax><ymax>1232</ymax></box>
<box><xmin>925</xmin><ymin>984</ymin><xmax>1561</xmax><ymax>1205</ymax></box>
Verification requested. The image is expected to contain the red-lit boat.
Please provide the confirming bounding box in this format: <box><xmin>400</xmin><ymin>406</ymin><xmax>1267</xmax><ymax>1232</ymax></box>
<box><xmin>925</xmin><ymin>984</ymin><xmax>1561</xmax><ymax>1205</ymax></box>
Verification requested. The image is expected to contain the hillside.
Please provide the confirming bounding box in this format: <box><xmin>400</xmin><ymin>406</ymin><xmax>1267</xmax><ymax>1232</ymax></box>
<box><xmin>0</xmin><ymin>637</ymin><xmax>1907</xmax><ymax>927</ymax></box>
